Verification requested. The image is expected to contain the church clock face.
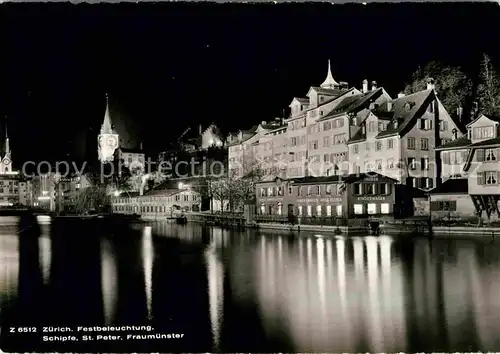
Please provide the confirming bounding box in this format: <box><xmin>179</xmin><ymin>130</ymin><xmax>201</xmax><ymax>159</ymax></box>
<box><xmin>107</xmin><ymin>136</ymin><xmax>118</xmax><ymax>148</ymax></box>
<box><xmin>2</xmin><ymin>157</ymin><xmax>10</xmax><ymax>166</ymax></box>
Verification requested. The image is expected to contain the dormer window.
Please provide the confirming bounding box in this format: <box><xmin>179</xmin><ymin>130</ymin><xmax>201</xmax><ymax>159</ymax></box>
<box><xmin>473</xmin><ymin>126</ymin><xmax>495</xmax><ymax>140</ymax></box>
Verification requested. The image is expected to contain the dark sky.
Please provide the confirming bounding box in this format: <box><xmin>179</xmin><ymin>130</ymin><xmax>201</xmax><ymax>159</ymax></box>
<box><xmin>1</xmin><ymin>2</ymin><xmax>499</xmax><ymax>164</ymax></box>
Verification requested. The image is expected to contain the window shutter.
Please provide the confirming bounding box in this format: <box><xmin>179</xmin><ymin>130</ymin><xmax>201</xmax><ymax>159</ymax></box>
<box><xmin>429</xmin><ymin>119</ymin><xmax>433</xmax><ymax>130</ymax></box>
<box><xmin>442</xmin><ymin>152</ymin><xmax>450</xmax><ymax>165</ymax></box>
<box><xmin>477</xmin><ymin>172</ymin><xmax>485</xmax><ymax>185</ymax></box>
<box><xmin>476</xmin><ymin>149</ymin><xmax>485</xmax><ymax>162</ymax></box>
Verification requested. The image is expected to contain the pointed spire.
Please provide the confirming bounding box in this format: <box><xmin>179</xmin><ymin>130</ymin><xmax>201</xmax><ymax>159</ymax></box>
<box><xmin>4</xmin><ymin>115</ymin><xmax>9</xmax><ymax>157</ymax></box>
<box><xmin>320</xmin><ymin>59</ymin><xmax>339</xmax><ymax>89</ymax></box>
<box><xmin>101</xmin><ymin>93</ymin><xmax>113</xmax><ymax>134</ymax></box>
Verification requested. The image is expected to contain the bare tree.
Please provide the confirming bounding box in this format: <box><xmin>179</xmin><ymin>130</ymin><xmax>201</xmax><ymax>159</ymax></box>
<box><xmin>476</xmin><ymin>53</ymin><xmax>500</xmax><ymax>117</ymax></box>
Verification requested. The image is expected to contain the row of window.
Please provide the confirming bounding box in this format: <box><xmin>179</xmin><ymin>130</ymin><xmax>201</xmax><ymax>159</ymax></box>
<box><xmin>295</xmin><ymin>203</ymin><xmax>391</xmax><ymax>216</ymax></box>
<box><xmin>290</xmin><ymin>135</ymin><xmax>306</xmax><ymax>146</ymax></box>
<box><xmin>354</xmin><ymin>157</ymin><xmax>430</xmax><ymax>172</ymax></box>
<box><xmin>322</xmin><ymin>118</ymin><xmax>345</xmax><ymax>131</ymax></box>
<box><xmin>477</xmin><ymin>171</ymin><xmax>499</xmax><ymax>185</ymax></box>
<box><xmin>476</xmin><ymin>148</ymin><xmax>498</xmax><ymax>162</ymax></box>
<box><xmin>115</xmin><ymin>194</ymin><xmax>199</xmax><ymax>204</ymax></box>
<box><xmin>260</xmin><ymin>182</ymin><xmax>392</xmax><ymax>198</ymax></box>
<box><xmin>430</xmin><ymin>200</ymin><xmax>457</xmax><ymax>212</ymax></box>
<box><xmin>114</xmin><ymin>205</ymin><xmax>181</xmax><ymax>213</ymax></box>
<box><xmin>288</xmin><ymin>118</ymin><xmax>306</xmax><ymax>131</ymax></box>
<box><xmin>470</xmin><ymin>126</ymin><xmax>495</xmax><ymax>140</ymax></box>
<box><xmin>442</xmin><ymin>150</ymin><xmax>468</xmax><ymax>165</ymax></box>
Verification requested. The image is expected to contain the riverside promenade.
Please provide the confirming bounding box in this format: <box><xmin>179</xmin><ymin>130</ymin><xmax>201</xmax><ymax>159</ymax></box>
<box><xmin>180</xmin><ymin>211</ymin><xmax>500</xmax><ymax>238</ymax></box>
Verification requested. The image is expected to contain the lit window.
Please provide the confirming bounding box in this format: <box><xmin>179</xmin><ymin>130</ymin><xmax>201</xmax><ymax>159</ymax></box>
<box><xmin>367</xmin><ymin>203</ymin><xmax>377</xmax><ymax>214</ymax></box>
<box><xmin>298</xmin><ymin>206</ymin><xmax>303</xmax><ymax>216</ymax></box>
<box><xmin>354</xmin><ymin>204</ymin><xmax>363</xmax><ymax>215</ymax></box>
<box><xmin>316</xmin><ymin>205</ymin><xmax>322</xmax><ymax>216</ymax></box>
<box><xmin>486</xmin><ymin>149</ymin><xmax>497</xmax><ymax>161</ymax></box>
<box><xmin>336</xmin><ymin>205</ymin><xmax>342</xmax><ymax>216</ymax></box>
<box><xmin>326</xmin><ymin>205</ymin><xmax>332</xmax><ymax>216</ymax></box>
<box><xmin>260</xmin><ymin>204</ymin><xmax>265</xmax><ymax>214</ymax></box>
<box><xmin>381</xmin><ymin>203</ymin><xmax>390</xmax><ymax>214</ymax></box>
<box><xmin>486</xmin><ymin>171</ymin><xmax>498</xmax><ymax>185</ymax></box>
<box><xmin>277</xmin><ymin>203</ymin><xmax>282</xmax><ymax>215</ymax></box>
<box><xmin>307</xmin><ymin>205</ymin><xmax>312</xmax><ymax>216</ymax></box>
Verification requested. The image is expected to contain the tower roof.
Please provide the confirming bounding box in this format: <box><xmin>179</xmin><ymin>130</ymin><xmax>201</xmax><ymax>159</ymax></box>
<box><xmin>320</xmin><ymin>59</ymin><xmax>339</xmax><ymax>89</ymax></box>
<box><xmin>101</xmin><ymin>94</ymin><xmax>114</xmax><ymax>134</ymax></box>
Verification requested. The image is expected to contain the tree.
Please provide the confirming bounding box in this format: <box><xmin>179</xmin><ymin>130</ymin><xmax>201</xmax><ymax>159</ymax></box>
<box><xmin>404</xmin><ymin>61</ymin><xmax>473</xmax><ymax>120</ymax></box>
<box><xmin>476</xmin><ymin>53</ymin><xmax>500</xmax><ymax>117</ymax></box>
<box><xmin>73</xmin><ymin>158</ymin><xmax>134</xmax><ymax>214</ymax></box>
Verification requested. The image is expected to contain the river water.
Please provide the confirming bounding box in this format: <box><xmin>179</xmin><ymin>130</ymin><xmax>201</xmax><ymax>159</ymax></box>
<box><xmin>1</xmin><ymin>218</ymin><xmax>500</xmax><ymax>352</ymax></box>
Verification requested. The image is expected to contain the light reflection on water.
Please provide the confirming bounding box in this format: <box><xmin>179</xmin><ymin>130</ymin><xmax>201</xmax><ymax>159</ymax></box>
<box><xmin>1</xmin><ymin>221</ymin><xmax>500</xmax><ymax>352</ymax></box>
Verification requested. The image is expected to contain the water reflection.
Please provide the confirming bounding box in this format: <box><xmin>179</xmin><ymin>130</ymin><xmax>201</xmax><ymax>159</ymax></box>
<box><xmin>142</xmin><ymin>226</ymin><xmax>153</xmax><ymax>320</ymax></box>
<box><xmin>2</xmin><ymin>220</ymin><xmax>500</xmax><ymax>352</ymax></box>
<box><xmin>100</xmin><ymin>237</ymin><xmax>118</xmax><ymax>325</ymax></box>
<box><xmin>205</xmin><ymin>238</ymin><xmax>224</xmax><ymax>351</ymax></box>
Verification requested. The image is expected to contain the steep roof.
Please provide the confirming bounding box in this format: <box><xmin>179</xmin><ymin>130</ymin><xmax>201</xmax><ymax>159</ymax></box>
<box><xmin>375</xmin><ymin>89</ymin><xmax>434</xmax><ymax>139</ymax></box>
<box><xmin>318</xmin><ymin>88</ymin><xmax>384</xmax><ymax>121</ymax></box>
<box><xmin>466</xmin><ymin>114</ymin><xmax>500</xmax><ymax>127</ymax></box>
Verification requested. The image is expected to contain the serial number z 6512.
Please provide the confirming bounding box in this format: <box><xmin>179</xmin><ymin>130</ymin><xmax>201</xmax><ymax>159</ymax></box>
<box><xmin>9</xmin><ymin>327</ymin><xmax>37</xmax><ymax>333</ymax></box>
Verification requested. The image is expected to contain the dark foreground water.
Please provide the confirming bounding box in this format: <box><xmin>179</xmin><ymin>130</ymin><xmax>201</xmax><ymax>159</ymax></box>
<box><xmin>1</xmin><ymin>217</ymin><xmax>500</xmax><ymax>352</ymax></box>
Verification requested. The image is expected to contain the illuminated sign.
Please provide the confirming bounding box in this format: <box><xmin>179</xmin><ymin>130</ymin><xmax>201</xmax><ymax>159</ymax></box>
<box><xmin>357</xmin><ymin>196</ymin><xmax>386</xmax><ymax>201</ymax></box>
<box><xmin>297</xmin><ymin>197</ymin><xmax>342</xmax><ymax>204</ymax></box>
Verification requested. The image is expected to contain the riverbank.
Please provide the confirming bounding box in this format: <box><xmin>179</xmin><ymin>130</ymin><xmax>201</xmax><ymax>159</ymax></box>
<box><xmin>180</xmin><ymin>212</ymin><xmax>500</xmax><ymax>238</ymax></box>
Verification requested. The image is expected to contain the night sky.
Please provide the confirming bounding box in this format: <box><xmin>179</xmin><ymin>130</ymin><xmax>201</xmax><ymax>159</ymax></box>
<box><xmin>1</xmin><ymin>2</ymin><xmax>499</xmax><ymax>164</ymax></box>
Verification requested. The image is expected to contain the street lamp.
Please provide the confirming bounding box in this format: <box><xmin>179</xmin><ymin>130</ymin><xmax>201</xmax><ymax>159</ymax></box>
<box><xmin>114</xmin><ymin>190</ymin><xmax>120</xmax><ymax>197</ymax></box>
<box><xmin>178</xmin><ymin>182</ymin><xmax>184</xmax><ymax>189</ymax></box>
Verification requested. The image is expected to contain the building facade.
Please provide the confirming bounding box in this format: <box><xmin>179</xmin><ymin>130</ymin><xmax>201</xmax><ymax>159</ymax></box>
<box><xmin>347</xmin><ymin>79</ymin><xmax>464</xmax><ymax>191</ymax></box>
<box><xmin>255</xmin><ymin>173</ymin><xmax>422</xmax><ymax>220</ymax></box>
<box><xmin>112</xmin><ymin>187</ymin><xmax>201</xmax><ymax>220</ymax></box>
<box><xmin>434</xmin><ymin>114</ymin><xmax>500</xmax><ymax>219</ymax></box>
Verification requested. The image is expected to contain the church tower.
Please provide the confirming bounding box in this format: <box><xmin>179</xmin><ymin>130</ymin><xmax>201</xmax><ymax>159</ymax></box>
<box><xmin>98</xmin><ymin>94</ymin><xmax>120</xmax><ymax>162</ymax></box>
<box><xmin>0</xmin><ymin>117</ymin><xmax>12</xmax><ymax>174</ymax></box>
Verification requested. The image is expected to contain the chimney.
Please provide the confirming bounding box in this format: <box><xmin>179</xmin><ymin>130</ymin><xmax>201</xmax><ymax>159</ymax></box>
<box><xmin>371</xmin><ymin>81</ymin><xmax>377</xmax><ymax>91</ymax></box>
<box><xmin>362</xmin><ymin>79</ymin><xmax>368</xmax><ymax>93</ymax></box>
<box><xmin>393</xmin><ymin>119</ymin><xmax>399</xmax><ymax>129</ymax></box>
<box><xmin>426</xmin><ymin>77</ymin><xmax>435</xmax><ymax>91</ymax></box>
<box><xmin>398</xmin><ymin>92</ymin><xmax>405</xmax><ymax>98</ymax></box>
<box><xmin>140</xmin><ymin>141</ymin><xmax>143</xmax><ymax>150</ymax></box>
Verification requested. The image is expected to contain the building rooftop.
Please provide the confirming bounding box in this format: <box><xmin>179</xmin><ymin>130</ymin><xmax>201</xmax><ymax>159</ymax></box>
<box><xmin>429</xmin><ymin>178</ymin><xmax>468</xmax><ymax>194</ymax></box>
<box><xmin>469</xmin><ymin>136</ymin><xmax>500</xmax><ymax>147</ymax></box>
<box><xmin>318</xmin><ymin>88</ymin><xmax>384</xmax><ymax>122</ymax></box>
<box><xmin>435</xmin><ymin>136</ymin><xmax>471</xmax><ymax>150</ymax></box>
<box><xmin>375</xmin><ymin>89</ymin><xmax>434</xmax><ymax>139</ymax></box>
